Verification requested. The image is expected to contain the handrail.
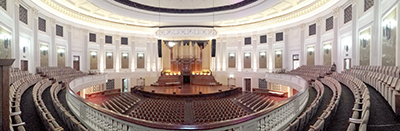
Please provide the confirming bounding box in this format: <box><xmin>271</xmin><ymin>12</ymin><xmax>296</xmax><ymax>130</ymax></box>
<box><xmin>66</xmin><ymin>73</ymin><xmax>309</xmax><ymax>130</ymax></box>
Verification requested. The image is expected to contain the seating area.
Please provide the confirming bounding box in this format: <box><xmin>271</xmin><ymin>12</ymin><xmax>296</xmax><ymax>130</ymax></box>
<box><xmin>32</xmin><ymin>79</ymin><xmax>63</xmax><ymax>131</ymax></box>
<box><xmin>9</xmin><ymin>71</ymin><xmax>42</xmax><ymax>131</ymax></box>
<box><xmin>284</xmin><ymin>80</ymin><xmax>324</xmax><ymax>131</ymax></box>
<box><xmin>151</xmin><ymin>75</ymin><xmax>181</xmax><ymax>86</ymax></box>
<box><xmin>331</xmin><ymin>72</ymin><xmax>370</xmax><ymax>131</ymax></box>
<box><xmin>101</xmin><ymin>93</ymin><xmax>141</xmax><ymax>114</ymax></box>
<box><xmin>36</xmin><ymin>67</ymin><xmax>86</xmax><ymax>82</ymax></box>
<box><xmin>234</xmin><ymin>93</ymin><xmax>275</xmax><ymax>112</ymax></box>
<box><xmin>287</xmin><ymin>65</ymin><xmax>332</xmax><ymax>82</ymax></box>
<box><xmin>129</xmin><ymin>99</ymin><xmax>185</xmax><ymax>123</ymax></box>
<box><xmin>193</xmin><ymin>98</ymin><xmax>249</xmax><ymax>123</ymax></box>
<box><xmin>50</xmin><ymin>83</ymin><xmax>88</xmax><ymax>131</ymax></box>
<box><xmin>308</xmin><ymin>76</ymin><xmax>342</xmax><ymax>131</ymax></box>
<box><xmin>346</xmin><ymin>66</ymin><xmax>400</xmax><ymax>115</ymax></box>
<box><xmin>9</xmin><ymin>68</ymin><xmax>31</xmax><ymax>85</ymax></box>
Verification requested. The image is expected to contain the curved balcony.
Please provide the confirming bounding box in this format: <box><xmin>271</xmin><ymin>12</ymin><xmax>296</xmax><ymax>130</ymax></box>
<box><xmin>66</xmin><ymin>73</ymin><xmax>308</xmax><ymax>130</ymax></box>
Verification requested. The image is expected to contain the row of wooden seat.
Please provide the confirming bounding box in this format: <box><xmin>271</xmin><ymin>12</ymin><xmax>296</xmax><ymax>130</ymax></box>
<box><xmin>129</xmin><ymin>99</ymin><xmax>185</xmax><ymax>124</ymax></box>
<box><xmin>308</xmin><ymin>76</ymin><xmax>342</xmax><ymax>131</ymax></box>
<box><xmin>345</xmin><ymin>66</ymin><xmax>400</xmax><ymax>114</ymax></box>
<box><xmin>101</xmin><ymin>93</ymin><xmax>140</xmax><ymax>114</ymax></box>
<box><xmin>352</xmin><ymin>66</ymin><xmax>400</xmax><ymax>78</ymax></box>
<box><xmin>331</xmin><ymin>73</ymin><xmax>370</xmax><ymax>131</ymax></box>
<box><xmin>9</xmin><ymin>69</ymin><xmax>30</xmax><ymax>85</ymax></box>
<box><xmin>32</xmin><ymin>79</ymin><xmax>64</xmax><ymax>131</ymax></box>
<box><xmin>234</xmin><ymin>93</ymin><xmax>274</xmax><ymax>112</ymax></box>
<box><xmin>50</xmin><ymin>83</ymin><xmax>88</xmax><ymax>131</ymax></box>
<box><xmin>36</xmin><ymin>67</ymin><xmax>85</xmax><ymax>82</ymax></box>
<box><xmin>9</xmin><ymin>74</ymin><xmax>42</xmax><ymax>131</ymax></box>
<box><xmin>193</xmin><ymin>98</ymin><xmax>249</xmax><ymax>123</ymax></box>
<box><xmin>284</xmin><ymin>80</ymin><xmax>325</xmax><ymax>131</ymax></box>
<box><xmin>287</xmin><ymin>65</ymin><xmax>332</xmax><ymax>82</ymax></box>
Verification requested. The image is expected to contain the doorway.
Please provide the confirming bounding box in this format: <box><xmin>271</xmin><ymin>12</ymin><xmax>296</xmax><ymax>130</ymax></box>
<box><xmin>73</xmin><ymin>56</ymin><xmax>80</xmax><ymax>70</ymax></box>
<box><xmin>122</xmin><ymin>78</ymin><xmax>128</xmax><ymax>92</ymax></box>
<box><xmin>344</xmin><ymin>58</ymin><xmax>351</xmax><ymax>70</ymax></box>
<box><xmin>21</xmin><ymin>60</ymin><xmax>28</xmax><ymax>71</ymax></box>
<box><xmin>183</xmin><ymin>75</ymin><xmax>190</xmax><ymax>84</ymax></box>
<box><xmin>244</xmin><ymin>78</ymin><xmax>251</xmax><ymax>92</ymax></box>
<box><xmin>292</xmin><ymin>54</ymin><xmax>300</xmax><ymax>70</ymax></box>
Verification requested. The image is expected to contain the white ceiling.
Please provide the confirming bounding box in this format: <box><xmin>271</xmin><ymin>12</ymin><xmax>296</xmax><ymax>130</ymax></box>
<box><xmin>130</xmin><ymin>0</ymin><xmax>245</xmax><ymax>9</ymax></box>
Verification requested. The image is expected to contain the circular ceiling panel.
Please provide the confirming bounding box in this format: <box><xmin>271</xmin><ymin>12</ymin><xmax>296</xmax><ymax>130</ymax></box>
<box><xmin>114</xmin><ymin>0</ymin><xmax>257</xmax><ymax>13</ymax></box>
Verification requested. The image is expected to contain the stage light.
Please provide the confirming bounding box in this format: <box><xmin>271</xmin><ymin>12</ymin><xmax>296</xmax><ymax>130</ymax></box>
<box><xmin>168</xmin><ymin>42</ymin><xmax>176</xmax><ymax>48</ymax></box>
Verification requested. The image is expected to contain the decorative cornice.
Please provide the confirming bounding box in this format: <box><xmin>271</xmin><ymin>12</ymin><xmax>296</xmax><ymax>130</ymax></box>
<box><xmin>82</xmin><ymin>29</ymin><xmax>88</xmax><ymax>34</ymax></box>
<box><xmin>49</xmin><ymin>18</ymin><xmax>56</xmax><ymax>27</ymax></box>
<box><xmin>32</xmin><ymin>8</ymin><xmax>39</xmax><ymax>18</ymax></box>
<box><xmin>284</xmin><ymin>28</ymin><xmax>290</xmax><ymax>34</ymax></box>
<box><xmin>300</xmin><ymin>24</ymin><xmax>307</xmax><ymax>30</ymax></box>
<box><xmin>155</xmin><ymin>28</ymin><xmax>217</xmax><ymax>39</ymax></box>
<box><xmin>315</xmin><ymin>17</ymin><xmax>322</xmax><ymax>25</ymax></box>
<box><xmin>332</xmin><ymin>7</ymin><xmax>339</xmax><ymax>18</ymax></box>
<box><xmin>66</xmin><ymin>24</ymin><xmax>72</xmax><ymax>32</ymax></box>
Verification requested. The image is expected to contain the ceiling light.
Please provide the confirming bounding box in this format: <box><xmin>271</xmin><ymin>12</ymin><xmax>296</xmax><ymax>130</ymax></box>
<box><xmin>40</xmin><ymin>46</ymin><xmax>48</xmax><ymax>51</ymax></box>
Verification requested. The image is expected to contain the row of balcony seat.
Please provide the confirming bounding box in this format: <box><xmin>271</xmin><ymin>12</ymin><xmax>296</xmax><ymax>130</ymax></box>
<box><xmin>129</xmin><ymin>99</ymin><xmax>185</xmax><ymax>124</ymax></box>
<box><xmin>193</xmin><ymin>98</ymin><xmax>249</xmax><ymax>123</ymax></box>
<box><xmin>308</xmin><ymin>76</ymin><xmax>342</xmax><ymax>131</ymax></box>
<box><xmin>284</xmin><ymin>80</ymin><xmax>325</xmax><ymax>131</ymax></box>
<box><xmin>50</xmin><ymin>83</ymin><xmax>88</xmax><ymax>131</ymax></box>
<box><xmin>101</xmin><ymin>93</ymin><xmax>140</xmax><ymax>114</ymax></box>
<box><xmin>9</xmin><ymin>68</ymin><xmax>30</xmax><ymax>85</ymax></box>
<box><xmin>9</xmin><ymin>73</ymin><xmax>42</xmax><ymax>131</ymax></box>
<box><xmin>32</xmin><ymin>79</ymin><xmax>63</xmax><ymax>131</ymax></box>
<box><xmin>287</xmin><ymin>65</ymin><xmax>332</xmax><ymax>81</ymax></box>
<box><xmin>331</xmin><ymin>72</ymin><xmax>370</xmax><ymax>131</ymax></box>
<box><xmin>36</xmin><ymin>67</ymin><xmax>85</xmax><ymax>82</ymax></box>
<box><xmin>234</xmin><ymin>93</ymin><xmax>275</xmax><ymax>112</ymax></box>
<box><xmin>346</xmin><ymin>65</ymin><xmax>400</xmax><ymax>114</ymax></box>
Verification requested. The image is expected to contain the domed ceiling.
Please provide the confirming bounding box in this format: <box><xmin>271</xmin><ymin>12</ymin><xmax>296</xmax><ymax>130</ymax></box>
<box><xmin>32</xmin><ymin>0</ymin><xmax>339</xmax><ymax>33</ymax></box>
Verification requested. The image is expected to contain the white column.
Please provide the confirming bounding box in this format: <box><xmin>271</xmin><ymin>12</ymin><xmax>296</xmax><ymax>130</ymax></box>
<box><xmin>351</xmin><ymin>1</ymin><xmax>358</xmax><ymax>66</ymax></box>
<box><xmin>300</xmin><ymin>24</ymin><xmax>306</xmax><ymax>65</ymax></box>
<box><xmin>152</xmin><ymin>39</ymin><xmax>157</xmax><ymax>72</ymax></box>
<box><xmin>82</xmin><ymin>29</ymin><xmax>89</xmax><ymax>72</ymax></box>
<box><xmin>283</xmin><ymin>28</ymin><xmax>290</xmax><ymax>70</ymax></box>
<box><xmin>130</xmin><ymin>36</ymin><xmax>136</xmax><ymax>72</ymax></box>
<box><xmin>12</xmin><ymin>0</ymin><xmax>20</xmax><ymax>68</ymax></box>
<box><xmin>332</xmin><ymin>8</ymin><xmax>339</xmax><ymax>65</ymax></box>
<box><xmin>31</xmin><ymin>8</ymin><xmax>38</xmax><ymax>73</ymax></box>
<box><xmin>115</xmin><ymin>35</ymin><xmax>121</xmax><ymax>72</ymax></box>
<box><xmin>267</xmin><ymin>32</ymin><xmax>274</xmax><ymax>70</ymax></box>
<box><xmin>315</xmin><ymin>18</ymin><xmax>322</xmax><ymax>65</ymax></box>
<box><xmin>237</xmin><ymin>36</ymin><xmax>242</xmax><ymax>72</ymax></box>
<box><xmin>98</xmin><ymin>32</ymin><xmax>105</xmax><ymax>72</ymax></box>
<box><xmin>49</xmin><ymin>18</ymin><xmax>56</xmax><ymax>66</ymax></box>
<box><xmin>372</xmin><ymin>0</ymin><xmax>381</xmax><ymax>65</ymax></box>
<box><xmin>252</xmin><ymin>34</ymin><xmax>258</xmax><ymax>72</ymax></box>
<box><xmin>146</xmin><ymin>39</ymin><xmax>151</xmax><ymax>71</ymax></box>
<box><xmin>66</xmin><ymin>25</ymin><xmax>72</xmax><ymax>67</ymax></box>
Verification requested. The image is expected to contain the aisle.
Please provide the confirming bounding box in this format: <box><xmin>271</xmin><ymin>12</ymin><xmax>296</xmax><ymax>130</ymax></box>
<box><xmin>20</xmin><ymin>86</ymin><xmax>46</xmax><ymax>131</ymax></box>
<box><xmin>305</xmin><ymin>85</ymin><xmax>333</xmax><ymax>131</ymax></box>
<box><xmin>42</xmin><ymin>87</ymin><xmax>72</xmax><ymax>131</ymax></box>
<box><xmin>326</xmin><ymin>84</ymin><xmax>355</xmax><ymax>131</ymax></box>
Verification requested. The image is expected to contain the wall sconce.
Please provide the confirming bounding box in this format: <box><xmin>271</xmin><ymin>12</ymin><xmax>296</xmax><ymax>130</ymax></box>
<box><xmin>138</xmin><ymin>53</ymin><xmax>144</xmax><ymax>58</ymax></box>
<box><xmin>40</xmin><ymin>46</ymin><xmax>48</xmax><ymax>55</ymax></box>
<box><xmin>382</xmin><ymin>20</ymin><xmax>395</xmax><ymax>40</ymax></box>
<box><xmin>57</xmin><ymin>48</ymin><xmax>65</xmax><ymax>57</ymax></box>
<box><xmin>167</xmin><ymin>42</ymin><xmax>176</xmax><ymax>48</ymax></box>
<box><xmin>323</xmin><ymin>45</ymin><xmax>331</xmax><ymax>54</ymax></box>
<box><xmin>260</xmin><ymin>52</ymin><xmax>266</xmax><ymax>58</ymax></box>
<box><xmin>91</xmin><ymin>52</ymin><xmax>97</xmax><ymax>58</ymax></box>
<box><xmin>229</xmin><ymin>74</ymin><xmax>234</xmax><ymax>78</ymax></box>
<box><xmin>360</xmin><ymin>34</ymin><xmax>370</xmax><ymax>48</ymax></box>
<box><xmin>106</xmin><ymin>52</ymin><xmax>112</xmax><ymax>58</ymax></box>
<box><xmin>275</xmin><ymin>51</ymin><xmax>282</xmax><ymax>57</ymax></box>
<box><xmin>229</xmin><ymin>53</ymin><xmax>235</xmax><ymax>58</ymax></box>
<box><xmin>22</xmin><ymin>46</ymin><xmax>26</xmax><ymax>53</ymax></box>
<box><xmin>244</xmin><ymin>53</ymin><xmax>251</xmax><ymax>58</ymax></box>
<box><xmin>122</xmin><ymin>53</ymin><xmax>128</xmax><ymax>59</ymax></box>
<box><xmin>344</xmin><ymin>44</ymin><xmax>349</xmax><ymax>52</ymax></box>
<box><xmin>307</xmin><ymin>48</ymin><xmax>314</xmax><ymax>55</ymax></box>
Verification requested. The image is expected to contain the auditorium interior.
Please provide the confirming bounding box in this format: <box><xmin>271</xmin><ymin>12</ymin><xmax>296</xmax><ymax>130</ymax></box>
<box><xmin>1</xmin><ymin>0</ymin><xmax>400</xmax><ymax>131</ymax></box>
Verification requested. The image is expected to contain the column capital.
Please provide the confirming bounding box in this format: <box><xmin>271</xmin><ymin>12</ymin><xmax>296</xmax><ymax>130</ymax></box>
<box><xmin>315</xmin><ymin>17</ymin><xmax>322</xmax><ymax>25</ymax></box>
<box><xmin>332</xmin><ymin>7</ymin><xmax>339</xmax><ymax>18</ymax></box>
<box><xmin>115</xmin><ymin>35</ymin><xmax>120</xmax><ymax>39</ymax></box>
<box><xmin>66</xmin><ymin>24</ymin><xmax>72</xmax><ymax>32</ymax></box>
<box><xmin>351</xmin><ymin>0</ymin><xmax>357</xmax><ymax>6</ymax></box>
<box><xmin>82</xmin><ymin>29</ymin><xmax>89</xmax><ymax>34</ymax></box>
<box><xmin>32</xmin><ymin>8</ymin><xmax>39</xmax><ymax>19</ymax></box>
<box><xmin>284</xmin><ymin>28</ymin><xmax>290</xmax><ymax>34</ymax></box>
<box><xmin>267</xmin><ymin>32</ymin><xmax>274</xmax><ymax>37</ymax></box>
<box><xmin>49</xmin><ymin>18</ymin><xmax>56</xmax><ymax>27</ymax></box>
<box><xmin>300</xmin><ymin>24</ymin><xmax>307</xmax><ymax>30</ymax></box>
<box><xmin>98</xmin><ymin>32</ymin><xmax>104</xmax><ymax>38</ymax></box>
<box><xmin>14</xmin><ymin>0</ymin><xmax>20</xmax><ymax>5</ymax></box>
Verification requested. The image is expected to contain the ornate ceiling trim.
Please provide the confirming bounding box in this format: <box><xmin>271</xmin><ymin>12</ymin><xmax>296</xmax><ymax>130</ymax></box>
<box><xmin>156</xmin><ymin>28</ymin><xmax>217</xmax><ymax>40</ymax></box>
<box><xmin>114</xmin><ymin>0</ymin><xmax>257</xmax><ymax>14</ymax></box>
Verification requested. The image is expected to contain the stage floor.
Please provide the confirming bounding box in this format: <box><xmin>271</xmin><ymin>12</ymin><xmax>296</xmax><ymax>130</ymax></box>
<box><xmin>142</xmin><ymin>85</ymin><xmax>233</xmax><ymax>95</ymax></box>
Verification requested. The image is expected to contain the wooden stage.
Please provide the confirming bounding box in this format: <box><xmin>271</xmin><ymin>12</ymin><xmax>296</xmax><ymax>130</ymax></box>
<box><xmin>138</xmin><ymin>85</ymin><xmax>236</xmax><ymax>96</ymax></box>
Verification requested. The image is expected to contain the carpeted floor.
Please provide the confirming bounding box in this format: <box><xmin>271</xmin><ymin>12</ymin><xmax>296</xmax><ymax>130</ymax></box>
<box><xmin>326</xmin><ymin>84</ymin><xmax>355</xmax><ymax>131</ymax></box>
<box><xmin>365</xmin><ymin>84</ymin><xmax>400</xmax><ymax>131</ymax></box>
<box><xmin>305</xmin><ymin>85</ymin><xmax>333</xmax><ymax>130</ymax></box>
<box><xmin>42</xmin><ymin>87</ymin><xmax>72</xmax><ymax>131</ymax></box>
<box><xmin>20</xmin><ymin>86</ymin><xmax>46</xmax><ymax>131</ymax></box>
